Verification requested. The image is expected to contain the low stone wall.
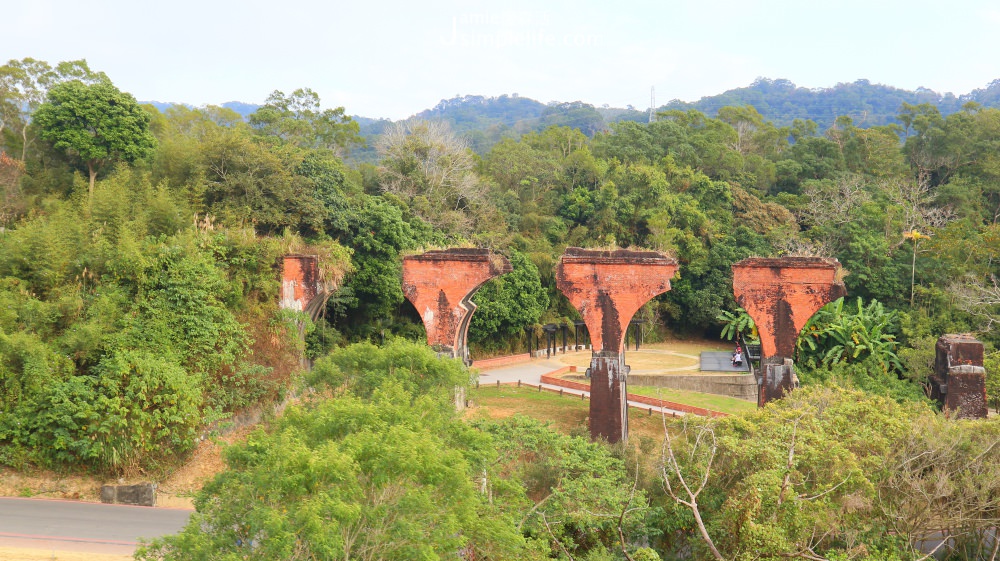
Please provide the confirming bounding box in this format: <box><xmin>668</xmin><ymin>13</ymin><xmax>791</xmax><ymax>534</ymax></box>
<box><xmin>628</xmin><ymin>373</ymin><xmax>757</xmax><ymax>402</ymax></box>
<box><xmin>541</xmin><ymin>375</ymin><xmax>589</xmax><ymax>392</ymax></box>
<box><xmin>101</xmin><ymin>483</ymin><xmax>156</xmax><ymax>506</ymax></box>
<box><xmin>544</xmin><ymin>365</ymin><xmax>577</xmax><ymax>377</ymax></box>
<box><xmin>471</xmin><ymin>353</ymin><xmax>532</xmax><ymax>371</ymax></box>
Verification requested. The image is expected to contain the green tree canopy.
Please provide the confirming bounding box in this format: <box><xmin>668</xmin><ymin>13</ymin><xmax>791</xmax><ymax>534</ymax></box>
<box><xmin>468</xmin><ymin>250</ymin><xmax>549</xmax><ymax>350</ymax></box>
<box><xmin>248</xmin><ymin>88</ymin><xmax>361</xmax><ymax>154</ymax></box>
<box><xmin>32</xmin><ymin>79</ymin><xmax>155</xmax><ymax>195</ymax></box>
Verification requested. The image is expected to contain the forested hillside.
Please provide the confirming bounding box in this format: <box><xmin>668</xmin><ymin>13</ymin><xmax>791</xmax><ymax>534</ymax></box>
<box><xmin>4</xmin><ymin>57</ymin><xmax>1000</xmax><ymax>559</ymax></box>
<box><xmin>145</xmin><ymin>77</ymin><xmax>1000</xmax><ymax>159</ymax></box>
<box><xmin>661</xmin><ymin>78</ymin><xmax>974</xmax><ymax>130</ymax></box>
<box><xmin>363</xmin><ymin>78</ymin><xmax>1000</xmax><ymax>157</ymax></box>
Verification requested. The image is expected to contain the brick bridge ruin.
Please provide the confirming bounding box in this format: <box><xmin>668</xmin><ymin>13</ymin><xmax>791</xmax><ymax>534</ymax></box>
<box><xmin>556</xmin><ymin>248</ymin><xmax>678</xmax><ymax>443</ymax></box>
<box><xmin>402</xmin><ymin>248</ymin><xmax>512</xmax><ymax>365</ymax></box>
<box><xmin>390</xmin><ymin>249</ymin><xmax>987</xmax><ymax>442</ymax></box>
<box><xmin>732</xmin><ymin>257</ymin><xmax>846</xmax><ymax>406</ymax></box>
<box><xmin>931</xmin><ymin>334</ymin><xmax>987</xmax><ymax>419</ymax></box>
<box><xmin>280</xmin><ymin>254</ymin><xmax>342</xmax><ymax>324</ymax></box>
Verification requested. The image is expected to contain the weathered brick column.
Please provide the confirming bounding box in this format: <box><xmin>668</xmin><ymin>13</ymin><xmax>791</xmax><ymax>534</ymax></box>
<box><xmin>281</xmin><ymin>255</ymin><xmax>321</xmax><ymax>316</ymax></box>
<box><xmin>402</xmin><ymin>249</ymin><xmax>511</xmax><ymax>364</ymax></box>
<box><xmin>281</xmin><ymin>255</ymin><xmax>334</xmax><ymax>367</ymax></box>
<box><xmin>556</xmin><ymin>248</ymin><xmax>678</xmax><ymax>443</ymax></box>
<box><xmin>930</xmin><ymin>334</ymin><xmax>987</xmax><ymax>419</ymax></box>
<box><xmin>732</xmin><ymin>257</ymin><xmax>846</xmax><ymax>406</ymax></box>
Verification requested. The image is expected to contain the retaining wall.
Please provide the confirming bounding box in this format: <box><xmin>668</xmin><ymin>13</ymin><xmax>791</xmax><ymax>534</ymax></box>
<box><xmin>627</xmin><ymin>373</ymin><xmax>758</xmax><ymax>401</ymax></box>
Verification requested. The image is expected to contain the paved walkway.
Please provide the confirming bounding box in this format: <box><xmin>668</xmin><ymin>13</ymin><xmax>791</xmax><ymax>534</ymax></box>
<box><xmin>700</xmin><ymin>351</ymin><xmax>750</xmax><ymax>373</ymax></box>
<box><xmin>0</xmin><ymin>497</ymin><xmax>192</xmax><ymax>556</ymax></box>
<box><xmin>476</xmin><ymin>359</ymin><xmax>688</xmax><ymax>416</ymax></box>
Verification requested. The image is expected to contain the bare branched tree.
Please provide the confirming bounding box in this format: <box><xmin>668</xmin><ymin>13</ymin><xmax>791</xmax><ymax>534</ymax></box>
<box><xmin>659</xmin><ymin>416</ymin><xmax>725</xmax><ymax>561</ymax></box>
<box><xmin>883</xmin><ymin>176</ymin><xmax>955</xmax><ymax>244</ymax></box>
<box><xmin>952</xmin><ymin>273</ymin><xmax>1000</xmax><ymax>332</ymax></box>
<box><xmin>772</xmin><ymin>234</ymin><xmax>836</xmax><ymax>259</ymax></box>
<box><xmin>800</xmin><ymin>173</ymin><xmax>871</xmax><ymax>228</ymax></box>
<box><xmin>376</xmin><ymin>121</ymin><xmax>486</xmax><ymax>234</ymax></box>
<box><xmin>0</xmin><ymin>151</ymin><xmax>25</xmax><ymax>229</ymax></box>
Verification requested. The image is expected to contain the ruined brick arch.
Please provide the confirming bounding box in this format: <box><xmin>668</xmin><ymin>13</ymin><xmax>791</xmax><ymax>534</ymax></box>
<box><xmin>555</xmin><ymin>247</ymin><xmax>678</xmax><ymax>443</ymax></box>
<box><xmin>280</xmin><ymin>255</ymin><xmax>334</xmax><ymax>322</ymax></box>
<box><xmin>401</xmin><ymin>248</ymin><xmax>512</xmax><ymax>364</ymax></box>
<box><xmin>731</xmin><ymin>257</ymin><xmax>846</xmax><ymax>405</ymax></box>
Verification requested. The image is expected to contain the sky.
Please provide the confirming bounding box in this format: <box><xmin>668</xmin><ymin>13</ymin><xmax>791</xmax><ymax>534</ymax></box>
<box><xmin>5</xmin><ymin>0</ymin><xmax>1000</xmax><ymax>120</ymax></box>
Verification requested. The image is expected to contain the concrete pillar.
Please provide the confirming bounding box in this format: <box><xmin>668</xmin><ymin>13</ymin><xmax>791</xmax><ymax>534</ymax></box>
<box><xmin>931</xmin><ymin>334</ymin><xmax>987</xmax><ymax>419</ymax></box>
<box><xmin>556</xmin><ymin>248</ymin><xmax>678</xmax><ymax>443</ymax></box>
<box><xmin>402</xmin><ymin>249</ymin><xmax>511</xmax><ymax>365</ymax></box>
<box><xmin>731</xmin><ymin>257</ymin><xmax>846</xmax><ymax>406</ymax></box>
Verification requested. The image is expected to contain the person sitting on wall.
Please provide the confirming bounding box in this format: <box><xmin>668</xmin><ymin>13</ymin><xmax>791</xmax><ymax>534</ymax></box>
<box><xmin>732</xmin><ymin>345</ymin><xmax>743</xmax><ymax>367</ymax></box>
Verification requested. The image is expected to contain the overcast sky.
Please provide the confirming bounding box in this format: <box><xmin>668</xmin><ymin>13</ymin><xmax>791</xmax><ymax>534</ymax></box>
<box><xmin>5</xmin><ymin>0</ymin><xmax>999</xmax><ymax>120</ymax></box>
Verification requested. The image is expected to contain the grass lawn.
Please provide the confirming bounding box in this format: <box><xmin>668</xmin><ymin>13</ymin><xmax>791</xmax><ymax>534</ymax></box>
<box><xmin>466</xmin><ymin>385</ymin><xmax>702</xmax><ymax>441</ymax></box>
<box><xmin>553</xmin><ymin>338</ymin><xmax>737</xmax><ymax>375</ymax></box>
<box><xmin>467</xmin><ymin>384</ymin><xmax>590</xmax><ymax>434</ymax></box>
<box><xmin>626</xmin><ymin>385</ymin><xmax>757</xmax><ymax>415</ymax></box>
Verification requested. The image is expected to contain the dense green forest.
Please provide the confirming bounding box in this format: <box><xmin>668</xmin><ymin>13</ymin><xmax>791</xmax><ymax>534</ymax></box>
<box><xmin>4</xmin><ymin>57</ymin><xmax>1000</xmax><ymax>559</ymax></box>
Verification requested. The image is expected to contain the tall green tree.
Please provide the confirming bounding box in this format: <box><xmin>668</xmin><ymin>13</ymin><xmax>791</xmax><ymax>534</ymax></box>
<box><xmin>0</xmin><ymin>58</ymin><xmax>108</xmax><ymax>160</ymax></box>
<box><xmin>248</xmin><ymin>88</ymin><xmax>361</xmax><ymax>154</ymax></box>
<box><xmin>33</xmin><ymin>80</ymin><xmax>155</xmax><ymax>196</ymax></box>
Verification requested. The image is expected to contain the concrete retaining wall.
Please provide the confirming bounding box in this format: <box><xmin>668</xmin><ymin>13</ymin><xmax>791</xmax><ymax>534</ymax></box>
<box><xmin>101</xmin><ymin>483</ymin><xmax>156</xmax><ymax>506</ymax></box>
<box><xmin>628</xmin><ymin>373</ymin><xmax>758</xmax><ymax>402</ymax></box>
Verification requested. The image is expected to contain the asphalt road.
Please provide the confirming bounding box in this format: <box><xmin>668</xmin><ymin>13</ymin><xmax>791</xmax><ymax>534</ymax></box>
<box><xmin>0</xmin><ymin>497</ymin><xmax>192</xmax><ymax>554</ymax></box>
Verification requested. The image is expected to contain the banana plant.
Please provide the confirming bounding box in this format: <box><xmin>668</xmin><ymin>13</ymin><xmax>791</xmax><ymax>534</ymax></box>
<box><xmin>797</xmin><ymin>297</ymin><xmax>902</xmax><ymax>373</ymax></box>
<box><xmin>717</xmin><ymin>307</ymin><xmax>757</xmax><ymax>341</ymax></box>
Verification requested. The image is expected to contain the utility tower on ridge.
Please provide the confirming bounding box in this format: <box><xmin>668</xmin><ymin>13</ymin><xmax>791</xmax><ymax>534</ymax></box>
<box><xmin>649</xmin><ymin>86</ymin><xmax>656</xmax><ymax>123</ymax></box>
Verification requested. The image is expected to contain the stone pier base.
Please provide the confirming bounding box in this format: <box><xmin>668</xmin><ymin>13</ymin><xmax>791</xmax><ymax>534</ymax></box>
<box><xmin>586</xmin><ymin>352</ymin><xmax>631</xmax><ymax>442</ymax></box>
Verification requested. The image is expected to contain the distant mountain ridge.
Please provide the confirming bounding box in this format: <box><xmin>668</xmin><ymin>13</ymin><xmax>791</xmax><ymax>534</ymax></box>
<box><xmin>660</xmin><ymin>78</ymin><xmax>1000</xmax><ymax>130</ymax></box>
<box><xmin>142</xmin><ymin>78</ymin><xmax>1000</xmax><ymax>155</ymax></box>
<box><xmin>141</xmin><ymin>100</ymin><xmax>261</xmax><ymax>117</ymax></box>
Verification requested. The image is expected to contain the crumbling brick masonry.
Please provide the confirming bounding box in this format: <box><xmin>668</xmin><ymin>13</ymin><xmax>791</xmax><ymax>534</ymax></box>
<box><xmin>732</xmin><ymin>257</ymin><xmax>846</xmax><ymax>406</ymax></box>
<box><xmin>556</xmin><ymin>248</ymin><xmax>678</xmax><ymax>443</ymax></box>
<box><xmin>931</xmin><ymin>334</ymin><xmax>987</xmax><ymax>419</ymax></box>
<box><xmin>281</xmin><ymin>255</ymin><xmax>321</xmax><ymax>315</ymax></box>
<box><xmin>402</xmin><ymin>248</ymin><xmax>511</xmax><ymax>364</ymax></box>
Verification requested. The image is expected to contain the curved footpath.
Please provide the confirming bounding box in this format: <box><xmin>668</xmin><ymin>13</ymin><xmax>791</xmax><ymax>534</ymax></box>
<box><xmin>476</xmin><ymin>359</ymin><xmax>690</xmax><ymax>417</ymax></box>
